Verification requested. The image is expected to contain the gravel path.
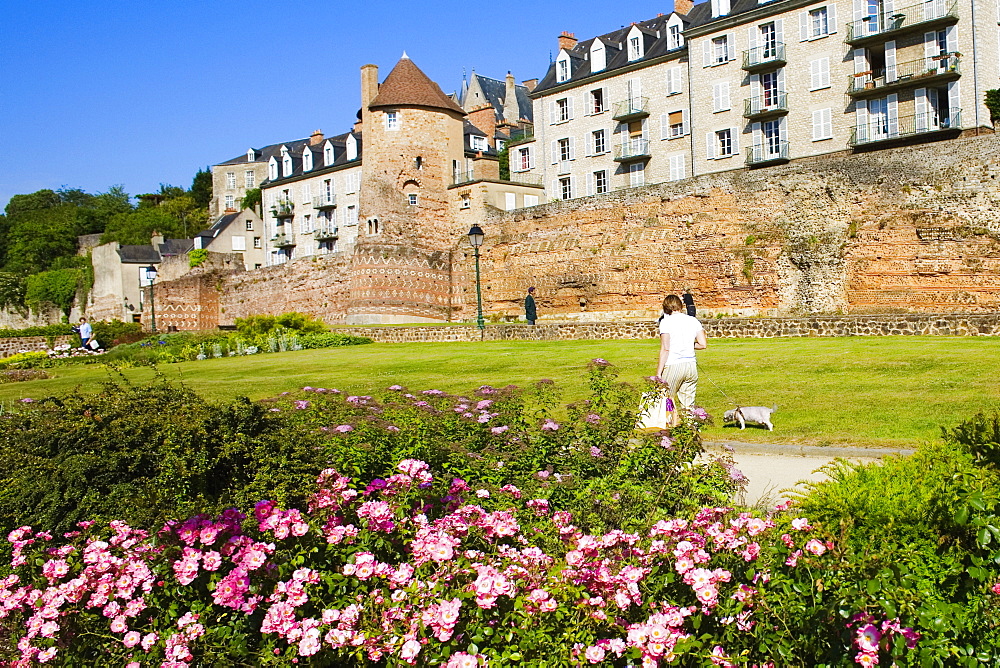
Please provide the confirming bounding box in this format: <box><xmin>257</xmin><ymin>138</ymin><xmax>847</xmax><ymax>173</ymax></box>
<box><xmin>703</xmin><ymin>440</ymin><xmax>915</xmax><ymax>508</ymax></box>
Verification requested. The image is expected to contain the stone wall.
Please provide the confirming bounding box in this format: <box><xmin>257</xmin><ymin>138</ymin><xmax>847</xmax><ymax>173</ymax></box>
<box><xmin>0</xmin><ymin>335</ymin><xmax>73</xmax><ymax>358</ymax></box>
<box><xmin>333</xmin><ymin>313</ymin><xmax>1000</xmax><ymax>343</ymax></box>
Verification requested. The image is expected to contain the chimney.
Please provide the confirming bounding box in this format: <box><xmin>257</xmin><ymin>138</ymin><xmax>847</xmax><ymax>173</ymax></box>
<box><xmin>502</xmin><ymin>71</ymin><xmax>520</xmax><ymax>125</ymax></box>
<box><xmin>557</xmin><ymin>31</ymin><xmax>577</xmax><ymax>51</ymax></box>
<box><xmin>360</xmin><ymin>64</ymin><xmax>379</xmax><ymax>109</ymax></box>
<box><xmin>521</xmin><ymin>78</ymin><xmax>538</xmax><ymax>92</ymax></box>
<box><xmin>674</xmin><ymin>0</ymin><xmax>694</xmax><ymax>14</ymax></box>
<box><xmin>309</xmin><ymin>129</ymin><xmax>324</xmax><ymax>145</ymax></box>
<box><xmin>468</xmin><ymin>105</ymin><xmax>497</xmax><ymax>147</ymax></box>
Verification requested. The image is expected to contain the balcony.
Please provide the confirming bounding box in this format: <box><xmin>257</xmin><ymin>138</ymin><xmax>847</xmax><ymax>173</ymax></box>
<box><xmin>612</xmin><ymin>97</ymin><xmax>650</xmax><ymax>122</ymax></box>
<box><xmin>507</xmin><ymin>126</ymin><xmax>534</xmax><ymax>146</ymax></box>
<box><xmin>849</xmin><ymin>108</ymin><xmax>962</xmax><ymax>146</ymax></box>
<box><xmin>845</xmin><ymin>0</ymin><xmax>957</xmax><ymax>45</ymax></box>
<box><xmin>742</xmin><ymin>43</ymin><xmax>786</xmax><ymax>72</ymax></box>
<box><xmin>312</xmin><ymin>194</ymin><xmax>336</xmax><ymax>209</ymax></box>
<box><xmin>270</xmin><ymin>200</ymin><xmax>294</xmax><ymax>218</ymax></box>
<box><xmin>847</xmin><ymin>54</ymin><xmax>960</xmax><ymax>97</ymax></box>
<box><xmin>613</xmin><ymin>139</ymin><xmax>651</xmax><ymax>162</ymax></box>
<box><xmin>272</xmin><ymin>232</ymin><xmax>296</xmax><ymax>248</ymax></box>
<box><xmin>452</xmin><ymin>169</ymin><xmax>544</xmax><ymax>186</ymax></box>
<box><xmin>746</xmin><ymin>141</ymin><xmax>790</xmax><ymax>166</ymax></box>
<box><xmin>315</xmin><ymin>225</ymin><xmax>339</xmax><ymax>241</ymax></box>
<box><xmin>744</xmin><ymin>92</ymin><xmax>789</xmax><ymax>119</ymax></box>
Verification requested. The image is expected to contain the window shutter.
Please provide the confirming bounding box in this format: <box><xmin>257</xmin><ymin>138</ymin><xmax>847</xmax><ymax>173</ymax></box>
<box><xmin>884</xmin><ymin>0</ymin><xmax>895</xmax><ymax>16</ymax></box>
<box><xmin>915</xmin><ymin>88</ymin><xmax>929</xmax><ymax>131</ymax></box>
<box><xmin>702</xmin><ymin>40</ymin><xmax>711</xmax><ymax>66</ymax></box>
<box><xmin>720</xmin><ymin>82</ymin><xmax>730</xmax><ymax>110</ymax></box>
<box><xmin>681</xmin><ymin>109</ymin><xmax>688</xmax><ymax>135</ymax></box>
<box><xmin>750</xmin><ymin>73</ymin><xmax>760</xmax><ymax>99</ymax></box>
<box><xmin>706</xmin><ymin>132</ymin><xmax>716</xmax><ymax>159</ymax></box>
<box><xmin>852</xmin><ymin>0</ymin><xmax>865</xmax><ymax>21</ymax></box>
<box><xmin>853</xmin><ymin>48</ymin><xmax>867</xmax><ymax>74</ymax></box>
<box><xmin>855</xmin><ymin>99</ymin><xmax>869</xmax><ymax>142</ymax></box>
<box><xmin>775</xmin><ymin>19</ymin><xmax>784</xmax><ymax>45</ymax></box>
<box><xmin>924</xmin><ymin>32</ymin><xmax>938</xmax><ymax>61</ymax></box>
<box><xmin>810</xmin><ymin>59</ymin><xmax>821</xmax><ymax>89</ymax></box>
<box><xmin>728</xmin><ymin>32</ymin><xmax>737</xmax><ymax>60</ymax></box>
<box><xmin>828</xmin><ymin>4</ymin><xmax>838</xmax><ymax>33</ymax></box>
<box><xmin>811</xmin><ymin>110</ymin><xmax>822</xmax><ymax>140</ymax></box>
<box><xmin>586</xmin><ymin>172</ymin><xmax>595</xmax><ymax>196</ymax></box>
<box><xmin>549</xmin><ymin>100</ymin><xmax>555</xmax><ymax>124</ymax></box>
<box><xmin>731</xmin><ymin>127</ymin><xmax>740</xmax><ymax>154</ymax></box>
<box><xmin>800</xmin><ymin>11</ymin><xmax>809</xmax><ymax>40</ymax></box>
<box><xmin>946</xmin><ymin>25</ymin><xmax>958</xmax><ymax>53</ymax></box>
<box><xmin>641</xmin><ymin>117</ymin><xmax>649</xmax><ymax>141</ymax></box>
<box><xmin>885</xmin><ymin>41</ymin><xmax>897</xmax><ymax>82</ymax></box>
<box><xmin>712</xmin><ymin>84</ymin><xmax>721</xmax><ymax>110</ymax></box>
<box><xmin>778</xmin><ymin>67</ymin><xmax>786</xmax><ymax>92</ymax></box>
<box><xmin>528</xmin><ymin>148</ymin><xmax>535</xmax><ymax>169</ymax></box>
<box><xmin>819</xmin><ymin>58</ymin><xmax>829</xmax><ymax>88</ymax></box>
<box><xmin>567</xmin><ymin>96</ymin><xmax>575</xmax><ymax>120</ymax></box>
<box><xmin>551</xmin><ymin>140</ymin><xmax>558</xmax><ymax>164</ymax></box>
<box><xmin>752</xmin><ymin>121</ymin><xmax>762</xmax><ymax>147</ymax></box>
<box><xmin>660</xmin><ymin>113</ymin><xmax>669</xmax><ymax>140</ymax></box>
<box><xmin>551</xmin><ymin>180</ymin><xmax>558</xmax><ymax>198</ymax></box>
<box><xmin>823</xmin><ymin>108</ymin><xmax>833</xmax><ymax>138</ymax></box>
<box><xmin>887</xmin><ymin>93</ymin><xmax>899</xmax><ymax>136</ymax></box>
<box><xmin>947</xmin><ymin>80</ymin><xmax>960</xmax><ymax>114</ymax></box>
<box><xmin>569</xmin><ymin>137</ymin><xmax>576</xmax><ymax>160</ymax></box>
<box><xmin>748</xmin><ymin>25</ymin><xmax>758</xmax><ymax>50</ymax></box>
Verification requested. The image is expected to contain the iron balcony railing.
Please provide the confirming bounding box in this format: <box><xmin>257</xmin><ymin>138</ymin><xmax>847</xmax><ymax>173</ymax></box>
<box><xmin>272</xmin><ymin>232</ymin><xmax>295</xmax><ymax>248</ymax></box>
<box><xmin>848</xmin><ymin>53</ymin><xmax>960</xmax><ymax>95</ymax></box>
<box><xmin>452</xmin><ymin>170</ymin><xmax>544</xmax><ymax>186</ymax></box>
<box><xmin>845</xmin><ymin>0</ymin><xmax>957</xmax><ymax>43</ymax></box>
<box><xmin>315</xmin><ymin>225</ymin><xmax>339</xmax><ymax>241</ymax></box>
<box><xmin>613</xmin><ymin>139</ymin><xmax>651</xmax><ymax>162</ymax></box>
<box><xmin>312</xmin><ymin>194</ymin><xmax>336</xmax><ymax>209</ymax></box>
<box><xmin>612</xmin><ymin>97</ymin><xmax>650</xmax><ymax>121</ymax></box>
<box><xmin>270</xmin><ymin>200</ymin><xmax>294</xmax><ymax>218</ymax></box>
<box><xmin>849</xmin><ymin>108</ymin><xmax>962</xmax><ymax>146</ymax></box>
<box><xmin>507</xmin><ymin>126</ymin><xmax>535</xmax><ymax>146</ymax></box>
<box><xmin>744</xmin><ymin>92</ymin><xmax>789</xmax><ymax>118</ymax></box>
<box><xmin>742</xmin><ymin>42</ymin><xmax>786</xmax><ymax>71</ymax></box>
<box><xmin>746</xmin><ymin>140</ymin><xmax>790</xmax><ymax>165</ymax></box>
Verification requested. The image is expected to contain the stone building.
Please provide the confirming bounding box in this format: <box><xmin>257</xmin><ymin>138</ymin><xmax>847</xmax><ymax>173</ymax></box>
<box><xmin>517</xmin><ymin>0</ymin><xmax>997</xmax><ymax>201</ymax></box>
<box><xmin>193</xmin><ymin>208</ymin><xmax>267</xmax><ymax>270</ymax></box>
<box><xmin>210</xmin><ymin>140</ymin><xmax>301</xmax><ymax>220</ymax></box>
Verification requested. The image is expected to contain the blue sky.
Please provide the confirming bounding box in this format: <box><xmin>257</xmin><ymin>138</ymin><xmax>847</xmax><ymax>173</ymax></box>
<box><xmin>0</xmin><ymin>0</ymin><xmax>676</xmax><ymax>211</ymax></box>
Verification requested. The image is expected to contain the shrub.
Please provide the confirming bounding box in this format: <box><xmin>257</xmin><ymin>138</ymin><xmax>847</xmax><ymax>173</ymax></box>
<box><xmin>234</xmin><ymin>312</ymin><xmax>327</xmax><ymax>337</ymax></box>
<box><xmin>24</xmin><ymin>267</ymin><xmax>88</xmax><ymax>316</ymax></box>
<box><xmin>91</xmin><ymin>319</ymin><xmax>143</xmax><ymax>347</ymax></box>
<box><xmin>0</xmin><ymin>351</ymin><xmax>51</xmax><ymax>370</ymax></box>
<box><xmin>298</xmin><ymin>332</ymin><xmax>373</xmax><ymax>349</ymax></box>
<box><xmin>188</xmin><ymin>248</ymin><xmax>209</xmax><ymax>268</ymax></box>
<box><xmin>0</xmin><ymin>324</ymin><xmax>73</xmax><ymax>339</ymax></box>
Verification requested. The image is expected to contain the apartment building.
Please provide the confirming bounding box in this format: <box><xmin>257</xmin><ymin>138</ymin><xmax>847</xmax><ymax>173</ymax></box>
<box><xmin>210</xmin><ymin>139</ymin><xmax>302</xmax><ymax>220</ymax></box>
<box><xmin>519</xmin><ymin>0</ymin><xmax>997</xmax><ymax>201</ymax></box>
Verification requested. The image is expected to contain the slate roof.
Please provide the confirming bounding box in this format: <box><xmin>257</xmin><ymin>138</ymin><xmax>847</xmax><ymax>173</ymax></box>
<box><xmin>532</xmin><ymin>0</ymin><xmax>756</xmax><ymax>95</ymax></box>
<box><xmin>196</xmin><ymin>212</ymin><xmax>240</xmax><ymax>241</ymax></box>
<box><xmin>217</xmin><ymin>138</ymin><xmax>310</xmax><ymax>167</ymax></box>
<box><xmin>159</xmin><ymin>239</ymin><xmax>194</xmax><ymax>256</ymax></box>
<box><xmin>261</xmin><ymin>131</ymin><xmax>361</xmax><ymax>186</ymax></box>
<box><xmin>463</xmin><ymin>120</ymin><xmax>498</xmax><ymax>156</ymax></box>
<box><xmin>118</xmin><ymin>245</ymin><xmax>161</xmax><ymax>264</ymax></box>
<box><xmin>459</xmin><ymin>73</ymin><xmax>534</xmax><ymax>123</ymax></box>
<box><xmin>369</xmin><ymin>56</ymin><xmax>466</xmax><ymax>114</ymax></box>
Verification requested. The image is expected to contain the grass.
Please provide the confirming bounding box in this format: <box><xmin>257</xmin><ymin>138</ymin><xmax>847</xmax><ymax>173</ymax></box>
<box><xmin>0</xmin><ymin>336</ymin><xmax>997</xmax><ymax>449</ymax></box>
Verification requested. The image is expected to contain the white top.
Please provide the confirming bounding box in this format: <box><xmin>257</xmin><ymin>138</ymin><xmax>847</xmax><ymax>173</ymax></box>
<box><xmin>79</xmin><ymin>322</ymin><xmax>93</xmax><ymax>339</ymax></box>
<box><xmin>658</xmin><ymin>312</ymin><xmax>703</xmax><ymax>365</ymax></box>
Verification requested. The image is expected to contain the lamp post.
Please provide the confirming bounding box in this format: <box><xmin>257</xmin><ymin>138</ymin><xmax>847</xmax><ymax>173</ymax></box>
<box><xmin>144</xmin><ymin>265</ymin><xmax>158</xmax><ymax>333</ymax></box>
<box><xmin>467</xmin><ymin>225</ymin><xmax>485</xmax><ymax>331</ymax></box>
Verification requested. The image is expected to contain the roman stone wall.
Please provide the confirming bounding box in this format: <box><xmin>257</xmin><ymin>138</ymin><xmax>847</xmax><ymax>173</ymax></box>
<box><xmin>481</xmin><ymin>132</ymin><xmax>1000</xmax><ymax>320</ymax></box>
<box><xmin>333</xmin><ymin>312</ymin><xmax>1000</xmax><ymax>343</ymax></box>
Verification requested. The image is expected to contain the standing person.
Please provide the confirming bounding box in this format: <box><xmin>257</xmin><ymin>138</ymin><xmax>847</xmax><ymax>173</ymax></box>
<box><xmin>656</xmin><ymin>294</ymin><xmax>707</xmax><ymax>425</ymax></box>
<box><xmin>683</xmin><ymin>289</ymin><xmax>697</xmax><ymax>317</ymax></box>
<box><xmin>77</xmin><ymin>317</ymin><xmax>93</xmax><ymax>350</ymax></box>
<box><xmin>525</xmin><ymin>287</ymin><xmax>537</xmax><ymax>325</ymax></box>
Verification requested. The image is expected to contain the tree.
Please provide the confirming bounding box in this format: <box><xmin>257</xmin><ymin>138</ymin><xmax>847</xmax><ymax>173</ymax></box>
<box><xmin>3</xmin><ymin>205</ymin><xmax>84</xmax><ymax>275</ymax></box>
<box><xmin>189</xmin><ymin>168</ymin><xmax>213</xmax><ymax>209</ymax></box>
<box><xmin>239</xmin><ymin>187</ymin><xmax>261</xmax><ymax>214</ymax></box>
<box><xmin>101</xmin><ymin>206</ymin><xmax>185</xmax><ymax>245</ymax></box>
<box><xmin>161</xmin><ymin>195</ymin><xmax>208</xmax><ymax>238</ymax></box>
<box><xmin>4</xmin><ymin>189</ymin><xmax>60</xmax><ymax>218</ymax></box>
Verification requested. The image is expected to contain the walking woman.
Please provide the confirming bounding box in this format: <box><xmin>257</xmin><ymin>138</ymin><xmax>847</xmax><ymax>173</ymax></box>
<box><xmin>656</xmin><ymin>294</ymin><xmax>706</xmax><ymax>425</ymax></box>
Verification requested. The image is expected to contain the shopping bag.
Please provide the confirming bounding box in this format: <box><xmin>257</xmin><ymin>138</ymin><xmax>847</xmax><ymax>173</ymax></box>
<box><xmin>88</xmin><ymin>339</ymin><xmax>100</xmax><ymax>350</ymax></box>
<box><xmin>636</xmin><ymin>390</ymin><xmax>672</xmax><ymax>430</ymax></box>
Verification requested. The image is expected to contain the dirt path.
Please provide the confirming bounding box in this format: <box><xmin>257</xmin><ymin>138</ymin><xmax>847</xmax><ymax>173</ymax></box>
<box><xmin>703</xmin><ymin>440</ymin><xmax>914</xmax><ymax>508</ymax></box>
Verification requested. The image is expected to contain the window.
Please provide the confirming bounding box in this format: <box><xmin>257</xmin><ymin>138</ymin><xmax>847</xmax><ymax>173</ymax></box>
<box><xmin>712</xmin><ymin>82</ymin><xmax>731</xmax><ymax>112</ymax></box>
<box><xmin>282</xmin><ymin>154</ymin><xmax>292</xmax><ymax>177</ymax></box>
<box><xmin>716</xmin><ymin>129</ymin><xmax>734</xmax><ymax>157</ymax></box>
<box><xmin>558</xmin><ymin>138</ymin><xmax>571</xmax><ymax>162</ymax></box>
<box><xmin>246</xmin><ymin>220</ymin><xmax>253</xmax><ymax>231</ymax></box>
<box><xmin>629</xmin><ymin>36</ymin><xmax>642</xmax><ymax>60</ymax></box>
<box><xmin>669</xmin><ymin>111</ymin><xmax>685</xmax><ymax>138</ymax></box>
<box><xmin>408</xmin><ymin>193</ymin><xmax>418</xmax><ymax>206</ymax></box>
<box><xmin>762</xmin><ymin>71</ymin><xmax>779</xmax><ymax>106</ymax></box>
<box><xmin>810</xmin><ymin>7</ymin><xmax>829</xmax><ymax>36</ymax></box>
<box><xmin>247</xmin><ymin>149</ymin><xmax>256</xmax><ymax>162</ymax></box>
<box><xmin>559</xmin><ymin>177</ymin><xmax>572</xmax><ymax>200</ymax></box>
<box><xmin>812</xmin><ymin>108</ymin><xmax>833</xmax><ymax>140</ymax></box>
<box><xmin>302</xmin><ymin>214</ymin><xmax>312</xmax><ymax>233</ymax></box>
<box><xmin>629</xmin><ymin>163</ymin><xmax>645</xmax><ymax>187</ymax></box>
<box><xmin>253</xmin><ymin>237</ymin><xmax>262</xmax><ymax>249</ymax></box>
<box><xmin>325</xmin><ymin>146</ymin><xmax>334</xmax><ymax>165</ymax></box>
<box><xmin>303</xmin><ymin>151</ymin><xmax>313</xmax><ymax>171</ymax></box>
<box><xmin>809</xmin><ymin>58</ymin><xmax>830</xmax><ymax>90</ymax></box>
<box><xmin>460</xmin><ymin>194</ymin><xmax>470</xmax><ymax>209</ymax></box>
<box><xmin>347</xmin><ymin>205</ymin><xmax>358</xmax><ymax>225</ymax></box>
<box><xmin>556</xmin><ymin>98</ymin><xmax>570</xmax><ymax>122</ymax></box>
<box><xmin>763</xmin><ymin>119</ymin><xmax>782</xmax><ymax>155</ymax></box>
<box><xmin>760</xmin><ymin>22</ymin><xmax>777</xmax><ymax>58</ymax></box>
<box><xmin>268</xmin><ymin>161</ymin><xmax>278</xmax><ymax>180</ymax></box>
<box><xmin>669</xmin><ymin>154</ymin><xmax>686</xmax><ymax>181</ymax></box>
<box><xmin>415</xmin><ymin>156</ymin><xmax>423</xmax><ymax>169</ymax></box>
<box><xmin>590</xmin><ymin>89</ymin><xmax>605</xmax><ymax>114</ymax></box>
<box><xmin>517</xmin><ymin>147</ymin><xmax>532</xmax><ymax>171</ymax></box>
<box><xmin>226</xmin><ymin>172</ymin><xmax>236</xmax><ymax>189</ymax></box>
<box><xmin>324</xmin><ymin>179</ymin><xmax>332</xmax><ymax>199</ymax></box>
<box><xmin>470</xmin><ymin>135</ymin><xmax>487</xmax><ymax>151</ymax></box>
<box><xmin>594</xmin><ymin>170</ymin><xmax>608</xmax><ymax>194</ymax></box>
<box><xmin>712</xmin><ymin>36</ymin><xmax>730</xmax><ymax>64</ymax></box>
<box><xmin>557</xmin><ymin>57</ymin><xmax>570</xmax><ymax>82</ymax></box>
<box><xmin>591</xmin><ymin>44</ymin><xmax>606</xmax><ymax>72</ymax></box>
<box><xmin>232</xmin><ymin>236</ymin><xmax>246</xmax><ymax>252</ymax></box>
<box><xmin>504</xmin><ymin>193</ymin><xmax>516</xmax><ymax>210</ymax></box>
<box><xmin>592</xmin><ymin>129</ymin><xmax>607</xmax><ymax>155</ymax></box>
<box><xmin>666</xmin><ymin>67</ymin><xmax>683</xmax><ymax>95</ymax></box>
<box><xmin>386</xmin><ymin>111</ymin><xmax>399</xmax><ymax>130</ymax></box>
<box><xmin>224</xmin><ymin>195</ymin><xmax>235</xmax><ymax>210</ymax></box>
<box><xmin>367</xmin><ymin>217</ymin><xmax>380</xmax><ymax>234</ymax></box>
<box><xmin>668</xmin><ymin>24</ymin><xmax>683</xmax><ymax>50</ymax></box>
<box><xmin>496</xmin><ymin>139</ymin><xmax>505</xmax><ymax>150</ymax></box>
<box><xmin>245</xmin><ymin>170</ymin><xmax>255</xmax><ymax>188</ymax></box>
<box><xmin>524</xmin><ymin>194</ymin><xmax>539</xmax><ymax>207</ymax></box>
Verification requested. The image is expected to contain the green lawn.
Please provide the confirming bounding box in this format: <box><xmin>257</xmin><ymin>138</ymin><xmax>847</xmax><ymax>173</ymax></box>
<box><xmin>2</xmin><ymin>336</ymin><xmax>997</xmax><ymax>449</ymax></box>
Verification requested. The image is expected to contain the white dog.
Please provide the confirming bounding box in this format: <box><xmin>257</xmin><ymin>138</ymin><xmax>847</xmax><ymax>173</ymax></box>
<box><xmin>723</xmin><ymin>405</ymin><xmax>777</xmax><ymax>431</ymax></box>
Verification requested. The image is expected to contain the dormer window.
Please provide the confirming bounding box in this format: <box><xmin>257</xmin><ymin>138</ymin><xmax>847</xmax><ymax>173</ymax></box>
<box><xmin>626</xmin><ymin>25</ymin><xmax>645</xmax><ymax>61</ymax></box>
<box><xmin>268</xmin><ymin>158</ymin><xmax>278</xmax><ymax>181</ymax></box>
<box><xmin>591</xmin><ymin>43</ymin><xmax>606</xmax><ymax>72</ymax></box>
<box><xmin>711</xmin><ymin>0</ymin><xmax>732</xmax><ymax>18</ymax></box>
<box><xmin>667</xmin><ymin>16</ymin><xmax>684</xmax><ymax>49</ymax></box>
<box><xmin>246</xmin><ymin>149</ymin><xmax>256</xmax><ymax>162</ymax></box>
<box><xmin>556</xmin><ymin>53</ymin><xmax>571</xmax><ymax>82</ymax></box>
<box><xmin>386</xmin><ymin>111</ymin><xmax>400</xmax><ymax>131</ymax></box>
<box><xmin>346</xmin><ymin>135</ymin><xmax>358</xmax><ymax>161</ymax></box>
<box><xmin>470</xmin><ymin>135</ymin><xmax>487</xmax><ymax>151</ymax></box>
<box><xmin>303</xmin><ymin>149</ymin><xmax>313</xmax><ymax>172</ymax></box>
<box><xmin>324</xmin><ymin>143</ymin><xmax>334</xmax><ymax>166</ymax></box>
<box><xmin>282</xmin><ymin>152</ymin><xmax>293</xmax><ymax>177</ymax></box>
